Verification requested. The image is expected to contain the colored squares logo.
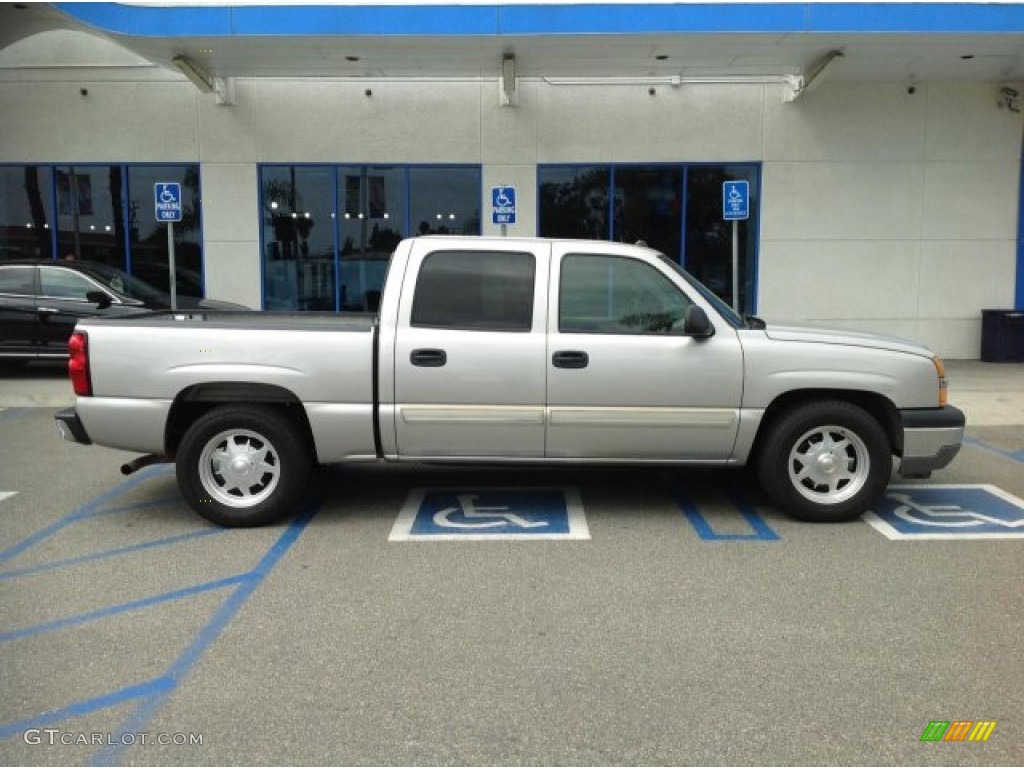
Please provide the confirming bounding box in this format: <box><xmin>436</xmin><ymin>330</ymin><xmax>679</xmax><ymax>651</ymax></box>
<box><xmin>921</xmin><ymin>720</ymin><xmax>996</xmax><ymax>742</ymax></box>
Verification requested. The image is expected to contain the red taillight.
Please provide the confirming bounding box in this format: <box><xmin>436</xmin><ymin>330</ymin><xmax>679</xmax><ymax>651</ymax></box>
<box><xmin>68</xmin><ymin>331</ymin><xmax>92</xmax><ymax>396</ymax></box>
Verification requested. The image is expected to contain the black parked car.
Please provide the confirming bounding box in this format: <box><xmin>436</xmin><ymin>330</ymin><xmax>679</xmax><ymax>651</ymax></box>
<box><xmin>0</xmin><ymin>260</ymin><xmax>247</xmax><ymax>361</ymax></box>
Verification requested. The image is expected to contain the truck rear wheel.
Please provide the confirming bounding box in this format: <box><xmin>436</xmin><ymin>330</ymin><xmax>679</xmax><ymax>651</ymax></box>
<box><xmin>757</xmin><ymin>400</ymin><xmax>891</xmax><ymax>523</ymax></box>
<box><xmin>176</xmin><ymin>404</ymin><xmax>310</xmax><ymax>527</ymax></box>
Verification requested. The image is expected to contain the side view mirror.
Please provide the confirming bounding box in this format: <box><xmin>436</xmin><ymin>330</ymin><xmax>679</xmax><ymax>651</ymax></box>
<box><xmin>86</xmin><ymin>290</ymin><xmax>112</xmax><ymax>310</ymax></box>
<box><xmin>683</xmin><ymin>305</ymin><xmax>715</xmax><ymax>339</ymax></box>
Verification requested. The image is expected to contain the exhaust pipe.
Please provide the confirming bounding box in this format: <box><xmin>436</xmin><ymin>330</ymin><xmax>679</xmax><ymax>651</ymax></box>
<box><xmin>120</xmin><ymin>454</ymin><xmax>168</xmax><ymax>475</ymax></box>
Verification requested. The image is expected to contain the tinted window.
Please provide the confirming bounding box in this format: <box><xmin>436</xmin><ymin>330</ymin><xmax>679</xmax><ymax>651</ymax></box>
<box><xmin>560</xmin><ymin>254</ymin><xmax>691</xmax><ymax>334</ymax></box>
<box><xmin>0</xmin><ymin>266</ymin><xmax>34</xmax><ymax>295</ymax></box>
<box><xmin>1</xmin><ymin>166</ymin><xmax>53</xmax><ymax>260</ymax></box>
<box><xmin>40</xmin><ymin>267</ymin><xmax>99</xmax><ymax>300</ymax></box>
<box><xmin>55</xmin><ymin>165</ymin><xmax>123</xmax><ymax>267</ymax></box>
<box><xmin>411</xmin><ymin>250</ymin><xmax>535</xmax><ymax>332</ymax></box>
<box><xmin>538</xmin><ymin>166</ymin><xmax>610</xmax><ymax>241</ymax></box>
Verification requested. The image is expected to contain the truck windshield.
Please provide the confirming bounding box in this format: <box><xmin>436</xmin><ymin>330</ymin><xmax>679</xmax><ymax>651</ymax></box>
<box><xmin>657</xmin><ymin>255</ymin><xmax>744</xmax><ymax>329</ymax></box>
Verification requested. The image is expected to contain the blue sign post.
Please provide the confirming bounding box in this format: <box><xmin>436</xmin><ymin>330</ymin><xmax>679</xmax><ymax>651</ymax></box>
<box><xmin>491</xmin><ymin>186</ymin><xmax>516</xmax><ymax>232</ymax></box>
<box><xmin>155</xmin><ymin>183</ymin><xmax>183</xmax><ymax>310</ymax></box>
<box><xmin>722</xmin><ymin>180</ymin><xmax>749</xmax><ymax>312</ymax></box>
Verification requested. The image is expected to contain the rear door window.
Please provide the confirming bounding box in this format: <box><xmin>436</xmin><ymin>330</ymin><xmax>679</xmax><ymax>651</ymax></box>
<box><xmin>411</xmin><ymin>250</ymin><xmax>535</xmax><ymax>332</ymax></box>
<box><xmin>0</xmin><ymin>266</ymin><xmax>35</xmax><ymax>296</ymax></box>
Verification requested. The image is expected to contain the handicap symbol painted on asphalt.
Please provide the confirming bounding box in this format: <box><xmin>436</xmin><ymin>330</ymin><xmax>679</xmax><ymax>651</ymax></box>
<box><xmin>863</xmin><ymin>485</ymin><xmax>1024</xmax><ymax>539</ymax></box>
<box><xmin>389</xmin><ymin>487</ymin><xmax>589</xmax><ymax>541</ymax></box>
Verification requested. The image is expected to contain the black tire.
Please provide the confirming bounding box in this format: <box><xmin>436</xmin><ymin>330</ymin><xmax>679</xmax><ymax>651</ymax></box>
<box><xmin>176</xmin><ymin>404</ymin><xmax>311</xmax><ymax>527</ymax></box>
<box><xmin>756</xmin><ymin>400</ymin><xmax>891</xmax><ymax>523</ymax></box>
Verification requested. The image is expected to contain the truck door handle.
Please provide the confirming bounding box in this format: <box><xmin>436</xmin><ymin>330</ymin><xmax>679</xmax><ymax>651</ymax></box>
<box><xmin>552</xmin><ymin>350</ymin><xmax>589</xmax><ymax>369</ymax></box>
<box><xmin>410</xmin><ymin>348</ymin><xmax>447</xmax><ymax>367</ymax></box>
<box><xmin>37</xmin><ymin>306</ymin><xmax>59</xmax><ymax>315</ymax></box>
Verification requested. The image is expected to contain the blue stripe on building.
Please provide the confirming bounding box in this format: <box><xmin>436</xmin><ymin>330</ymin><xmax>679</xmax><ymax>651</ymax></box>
<box><xmin>56</xmin><ymin>2</ymin><xmax>1024</xmax><ymax>38</ymax></box>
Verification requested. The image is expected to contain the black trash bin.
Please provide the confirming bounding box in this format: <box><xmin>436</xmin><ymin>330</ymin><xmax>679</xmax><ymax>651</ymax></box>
<box><xmin>980</xmin><ymin>309</ymin><xmax>1024</xmax><ymax>362</ymax></box>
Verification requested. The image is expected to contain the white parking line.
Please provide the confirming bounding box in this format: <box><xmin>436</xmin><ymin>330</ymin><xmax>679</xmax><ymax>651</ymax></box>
<box><xmin>0</xmin><ymin>492</ymin><xmax>18</xmax><ymax>503</ymax></box>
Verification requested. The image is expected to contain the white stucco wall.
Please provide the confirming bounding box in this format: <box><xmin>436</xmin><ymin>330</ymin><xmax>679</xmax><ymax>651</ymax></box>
<box><xmin>759</xmin><ymin>82</ymin><xmax>1022</xmax><ymax>358</ymax></box>
<box><xmin>1</xmin><ymin>54</ymin><xmax>1020</xmax><ymax>357</ymax></box>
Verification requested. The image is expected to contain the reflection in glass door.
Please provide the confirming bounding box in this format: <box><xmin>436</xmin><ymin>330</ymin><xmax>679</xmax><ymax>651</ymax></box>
<box><xmin>538</xmin><ymin>163</ymin><xmax>759</xmax><ymax>314</ymax></box>
<box><xmin>685</xmin><ymin>166</ymin><xmax>758</xmax><ymax>315</ymax></box>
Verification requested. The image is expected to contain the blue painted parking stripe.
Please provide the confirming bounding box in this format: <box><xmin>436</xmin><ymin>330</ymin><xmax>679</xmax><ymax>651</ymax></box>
<box><xmin>965</xmin><ymin>437</ymin><xmax>1024</xmax><ymax>464</ymax></box>
<box><xmin>672</xmin><ymin>486</ymin><xmax>779</xmax><ymax>541</ymax></box>
<box><xmin>0</xmin><ymin>467</ymin><xmax>173</xmax><ymax>565</ymax></box>
<box><xmin>0</xmin><ymin>528</ymin><xmax>226</xmax><ymax>582</ymax></box>
<box><xmin>90</xmin><ymin>502</ymin><xmax>319</xmax><ymax>767</ymax></box>
<box><xmin>0</xmin><ymin>678</ymin><xmax>174</xmax><ymax>741</ymax></box>
<box><xmin>0</xmin><ymin>574</ymin><xmax>254</xmax><ymax>645</ymax></box>
<box><xmin>726</xmin><ymin>492</ymin><xmax>781</xmax><ymax>541</ymax></box>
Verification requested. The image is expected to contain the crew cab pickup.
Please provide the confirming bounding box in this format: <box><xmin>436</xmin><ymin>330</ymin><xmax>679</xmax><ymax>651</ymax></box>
<box><xmin>55</xmin><ymin>236</ymin><xmax>965</xmax><ymax>527</ymax></box>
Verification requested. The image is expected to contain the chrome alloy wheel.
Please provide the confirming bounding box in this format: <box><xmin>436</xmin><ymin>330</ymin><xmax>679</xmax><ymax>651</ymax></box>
<box><xmin>788</xmin><ymin>425</ymin><xmax>871</xmax><ymax>506</ymax></box>
<box><xmin>198</xmin><ymin>428</ymin><xmax>281</xmax><ymax>508</ymax></box>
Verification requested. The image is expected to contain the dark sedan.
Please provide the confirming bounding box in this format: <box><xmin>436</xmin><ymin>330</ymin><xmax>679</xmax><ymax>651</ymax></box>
<box><xmin>0</xmin><ymin>260</ymin><xmax>247</xmax><ymax>361</ymax></box>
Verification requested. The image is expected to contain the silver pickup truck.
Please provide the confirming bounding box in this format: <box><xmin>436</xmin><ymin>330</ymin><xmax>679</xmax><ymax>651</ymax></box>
<box><xmin>55</xmin><ymin>236</ymin><xmax>965</xmax><ymax>527</ymax></box>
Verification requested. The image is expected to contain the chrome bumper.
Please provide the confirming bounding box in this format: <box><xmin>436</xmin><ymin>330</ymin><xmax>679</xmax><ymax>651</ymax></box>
<box><xmin>54</xmin><ymin>408</ymin><xmax>91</xmax><ymax>445</ymax></box>
<box><xmin>898</xmin><ymin>405</ymin><xmax>965</xmax><ymax>478</ymax></box>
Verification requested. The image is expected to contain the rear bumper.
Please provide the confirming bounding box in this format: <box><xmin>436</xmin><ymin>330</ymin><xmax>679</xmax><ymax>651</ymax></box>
<box><xmin>898</xmin><ymin>405</ymin><xmax>965</xmax><ymax>477</ymax></box>
<box><xmin>54</xmin><ymin>408</ymin><xmax>91</xmax><ymax>445</ymax></box>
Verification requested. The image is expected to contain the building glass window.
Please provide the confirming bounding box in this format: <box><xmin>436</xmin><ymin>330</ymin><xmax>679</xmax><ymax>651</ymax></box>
<box><xmin>409</xmin><ymin>167</ymin><xmax>481</xmax><ymax>237</ymax></box>
<box><xmin>685</xmin><ymin>165</ymin><xmax>758</xmax><ymax>315</ymax></box>
<box><xmin>339</xmin><ymin>166</ymin><xmax>404</xmax><ymax>311</ymax></box>
<box><xmin>261</xmin><ymin>164</ymin><xmax>481</xmax><ymax>312</ymax></box>
<box><xmin>262</xmin><ymin>166</ymin><xmax>337</xmax><ymax>311</ymax></box>
<box><xmin>55</xmin><ymin>165</ymin><xmax>123</xmax><ymax>266</ymax></box>
<box><xmin>1</xmin><ymin>166</ymin><xmax>53</xmax><ymax>261</ymax></box>
<box><xmin>0</xmin><ymin>164</ymin><xmax>204</xmax><ymax>296</ymax></box>
<box><xmin>613</xmin><ymin>166</ymin><xmax>684</xmax><ymax>261</ymax></box>
<box><xmin>537</xmin><ymin>166</ymin><xmax>610</xmax><ymax>241</ymax></box>
<box><xmin>539</xmin><ymin>163</ymin><xmax>760</xmax><ymax>314</ymax></box>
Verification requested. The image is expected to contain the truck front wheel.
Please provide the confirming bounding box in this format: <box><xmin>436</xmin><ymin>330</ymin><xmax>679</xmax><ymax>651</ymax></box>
<box><xmin>176</xmin><ymin>404</ymin><xmax>310</xmax><ymax>527</ymax></box>
<box><xmin>757</xmin><ymin>400</ymin><xmax>891</xmax><ymax>523</ymax></box>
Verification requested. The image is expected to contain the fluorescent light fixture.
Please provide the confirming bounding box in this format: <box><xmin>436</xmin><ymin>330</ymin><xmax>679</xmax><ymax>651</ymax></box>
<box><xmin>501</xmin><ymin>53</ymin><xmax>517</xmax><ymax>106</ymax></box>
<box><xmin>542</xmin><ymin>75</ymin><xmax>784</xmax><ymax>87</ymax></box>
<box><xmin>502</xmin><ymin>54</ymin><xmax>516</xmax><ymax>97</ymax></box>
<box><xmin>173</xmin><ymin>54</ymin><xmax>213</xmax><ymax>93</ymax></box>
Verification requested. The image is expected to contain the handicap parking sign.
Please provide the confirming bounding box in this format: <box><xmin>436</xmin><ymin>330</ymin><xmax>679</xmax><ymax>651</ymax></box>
<box><xmin>722</xmin><ymin>180</ymin><xmax>749</xmax><ymax>221</ymax></box>
<box><xmin>154</xmin><ymin>182</ymin><xmax>182</xmax><ymax>222</ymax></box>
<box><xmin>491</xmin><ymin>186</ymin><xmax>516</xmax><ymax>225</ymax></box>
<box><xmin>389</xmin><ymin>487</ymin><xmax>588</xmax><ymax>541</ymax></box>
<box><xmin>863</xmin><ymin>485</ymin><xmax>1024</xmax><ymax>539</ymax></box>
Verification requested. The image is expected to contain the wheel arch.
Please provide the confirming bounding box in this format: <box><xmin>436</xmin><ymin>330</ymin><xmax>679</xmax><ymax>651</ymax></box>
<box><xmin>751</xmin><ymin>388</ymin><xmax>902</xmax><ymax>462</ymax></box>
<box><xmin>165</xmin><ymin>382</ymin><xmax>316</xmax><ymax>460</ymax></box>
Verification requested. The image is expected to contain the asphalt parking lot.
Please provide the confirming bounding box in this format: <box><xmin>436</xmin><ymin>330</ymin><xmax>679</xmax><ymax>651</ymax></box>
<box><xmin>1</xmin><ymin>361</ymin><xmax>1022</xmax><ymax>766</ymax></box>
